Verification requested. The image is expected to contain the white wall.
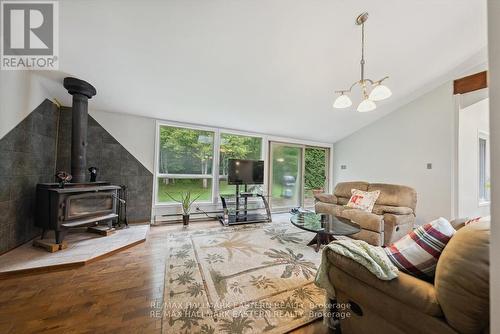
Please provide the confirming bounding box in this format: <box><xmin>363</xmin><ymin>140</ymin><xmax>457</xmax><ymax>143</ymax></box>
<box><xmin>0</xmin><ymin>71</ymin><xmax>59</xmax><ymax>138</ymax></box>
<box><xmin>458</xmin><ymin>97</ymin><xmax>490</xmax><ymax>218</ymax></box>
<box><xmin>89</xmin><ymin>109</ymin><xmax>156</xmax><ymax>173</ymax></box>
<box><xmin>0</xmin><ymin>71</ymin><xmax>30</xmax><ymax>138</ymax></box>
<box><xmin>81</xmin><ymin>110</ymin><xmax>334</xmax><ymax>219</ymax></box>
<box><xmin>488</xmin><ymin>0</ymin><xmax>500</xmax><ymax>331</ymax></box>
<box><xmin>0</xmin><ymin>71</ymin><xmax>157</xmax><ymax>172</ymax></box>
<box><xmin>333</xmin><ymin>82</ymin><xmax>455</xmax><ymax>224</ymax></box>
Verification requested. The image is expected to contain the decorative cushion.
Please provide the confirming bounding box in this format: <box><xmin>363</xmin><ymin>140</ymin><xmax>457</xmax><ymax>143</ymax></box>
<box><xmin>346</xmin><ymin>189</ymin><xmax>380</xmax><ymax>213</ymax></box>
<box><xmin>384</xmin><ymin>217</ymin><xmax>455</xmax><ymax>279</ymax></box>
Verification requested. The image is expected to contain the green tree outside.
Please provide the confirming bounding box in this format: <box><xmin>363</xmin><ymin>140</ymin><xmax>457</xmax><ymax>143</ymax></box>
<box><xmin>158</xmin><ymin>126</ymin><xmax>262</xmax><ymax>202</ymax></box>
<box><xmin>304</xmin><ymin>147</ymin><xmax>327</xmax><ymax>191</ymax></box>
<box><xmin>157</xmin><ymin>125</ymin><xmax>327</xmax><ymax>205</ymax></box>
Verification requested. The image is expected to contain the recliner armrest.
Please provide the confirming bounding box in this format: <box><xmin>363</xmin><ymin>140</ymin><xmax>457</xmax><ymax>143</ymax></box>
<box><xmin>314</xmin><ymin>192</ymin><xmax>337</xmax><ymax>204</ymax></box>
<box><xmin>372</xmin><ymin>205</ymin><xmax>414</xmax><ymax>215</ymax></box>
<box><xmin>326</xmin><ymin>249</ymin><xmax>443</xmax><ymax>317</ymax></box>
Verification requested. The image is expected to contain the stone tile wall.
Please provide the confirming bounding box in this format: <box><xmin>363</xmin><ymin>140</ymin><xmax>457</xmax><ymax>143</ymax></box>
<box><xmin>0</xmin><ymin>102</ymin><xmax>153</xmax><ymax>253</ymax></box>
<box><xmin>56</xmin><ymin>108</ymin><xmax>153</xmax><ymax>222</ymax></box>
<box><xmin>0</xmin><ymin>100</ymin><xmax>59</xmax><ymax>253</ymax></box>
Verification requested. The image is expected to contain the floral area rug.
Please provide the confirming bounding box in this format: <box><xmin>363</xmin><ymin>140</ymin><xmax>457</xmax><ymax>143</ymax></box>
<box><xmin>162</xmin><ymin>221</ymin><xmax>325</xmax><ymax>334</ymax></box>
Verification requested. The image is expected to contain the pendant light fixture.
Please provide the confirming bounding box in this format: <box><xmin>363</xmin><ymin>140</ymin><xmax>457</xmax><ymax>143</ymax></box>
<box><xmin>333</xmin><ymin>12</ymin><xmax>392</xmax><ymax>112</ymax></box>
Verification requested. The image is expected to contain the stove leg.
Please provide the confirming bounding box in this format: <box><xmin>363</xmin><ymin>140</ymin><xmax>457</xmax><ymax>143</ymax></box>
<box><xmin>55</xmin><ymin>229</ymin><xmax>68</xmax><ymax>244</ymax></box>
<box><xmin>55</xmin><ymin>230</ymin><xmax>61</xmax><ymax>244</ymax></box>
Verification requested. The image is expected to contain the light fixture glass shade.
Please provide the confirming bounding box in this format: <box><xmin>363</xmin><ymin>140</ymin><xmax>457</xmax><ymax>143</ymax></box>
<box><xmin>333</xmin><ymin>94</ymin><xmax>352</xmax><ymax>109</ymax></box>
<box><xmin>369</xmin><ymin>84</ymin><xmax>392</xmax><ymax>101</ymax></box>
<box><xmin>357</xmin><ymin>99</ymin><xmax>376</xmax><ymax>112</ymax></box>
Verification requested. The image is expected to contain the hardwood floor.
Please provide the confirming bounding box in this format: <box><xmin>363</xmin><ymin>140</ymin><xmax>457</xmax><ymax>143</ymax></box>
<box><xmin>0</xmin><ymin>221</ymin><xmax>331</xmax><ymax>334</ymax></box>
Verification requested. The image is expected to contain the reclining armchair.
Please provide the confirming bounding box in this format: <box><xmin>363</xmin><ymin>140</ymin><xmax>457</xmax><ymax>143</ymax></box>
<box><xmin>315</xmin><ymin>181</ymin><xmax>417</xmax><ymax>246</ymax></box>
<box><xmin>324</xmin><ymin>219</ymin><xmax>490</xmax><ymax>334</ymax></box>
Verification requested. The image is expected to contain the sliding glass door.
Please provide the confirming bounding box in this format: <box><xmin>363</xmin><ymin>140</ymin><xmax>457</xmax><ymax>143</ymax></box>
<box><xmin>304</xmin><ymin>147</ymin><xmax>329</xmax><ymax>207</ymax></box>
<box><xmin>269</xmin><ymin>142</ymin><xmax>329</xmax><ymax>211</ymax></box>
<box><xmin>269</xmin><ymin>143</ymin><xmax>303</xmax><ymax>210</ymax></box>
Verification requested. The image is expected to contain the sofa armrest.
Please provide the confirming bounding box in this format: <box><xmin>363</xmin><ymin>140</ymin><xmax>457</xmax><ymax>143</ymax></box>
<box><xmin>383</xmin><ymin>213</ymin><xmax>415</xmax><ymax>245</ymax></box>
<box><xmin>326</xmin><ymin>249</ymin><xmax>443</xmax><ymax>317</ymax></box>
<box><xmin>314</xmin><ymin>192</ymin><xmax>337</xmax><ymax>204</ymax></box>
<box><xmin>341</xmin><ymin>209</ymin><xmax>383</xmax><ymax>232</ymax></box>
<box><xmin>372</xmin><ymin>205</ymin><xmax>414</xmax><ymax>215</ymax></box>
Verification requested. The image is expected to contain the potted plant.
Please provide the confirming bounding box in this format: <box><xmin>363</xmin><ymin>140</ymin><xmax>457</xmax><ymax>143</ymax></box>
<box><xmin>165</xmin><ymin>191</ymin><xmax>201</xmax><ymax>226</ymax></box>
<box><xmin>305</xmin><ymin>179</ymin><xmax>325</xmax><ymax>198</ymax></box>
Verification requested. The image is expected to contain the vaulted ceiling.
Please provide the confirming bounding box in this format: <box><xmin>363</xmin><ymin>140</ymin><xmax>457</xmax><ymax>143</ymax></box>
<box><xmin>48</xmin><ymin>0</ymin><xmax>487</xmax><ymax>143</ymax></box>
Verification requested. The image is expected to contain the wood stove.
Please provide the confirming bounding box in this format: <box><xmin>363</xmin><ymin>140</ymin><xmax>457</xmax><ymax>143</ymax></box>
<box><xmin>35</xmin><ymin>77</ymin><xmax>122</xmax><ymax>244</ymax></box>
<box><xmin>36</xmin><ymin>182</ymin><xmax>120</xmax><ymax>243</ymax></box>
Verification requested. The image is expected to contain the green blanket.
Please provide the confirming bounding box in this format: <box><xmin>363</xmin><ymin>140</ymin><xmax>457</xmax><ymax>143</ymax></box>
<box><xmin>314</xmin><ymin>239</ymin><xmax>399</xmax><ymax>297</ymax></box>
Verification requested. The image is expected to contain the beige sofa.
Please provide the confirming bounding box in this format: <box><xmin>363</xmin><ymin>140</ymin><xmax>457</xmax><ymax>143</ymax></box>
<box><xmin>325</xmin><ymin>219</ymin><xmax>490</xmax><ymax>334</ymax></box>
<box><xmin>314</xmin><ymin>181</ymin><xmax>417</xmax><ymax>246</ymax></box>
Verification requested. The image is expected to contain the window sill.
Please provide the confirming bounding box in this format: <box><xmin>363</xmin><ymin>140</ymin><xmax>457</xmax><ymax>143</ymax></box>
<box><xmin>154</xmin><ymin>201</ymin><xmax>215</xmax><ymax>208</ymax></box>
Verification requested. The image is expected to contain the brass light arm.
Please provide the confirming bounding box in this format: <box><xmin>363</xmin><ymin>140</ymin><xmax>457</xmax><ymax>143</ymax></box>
<box><xmin>335</xmin><ymin>78</ymin><xmax>376</xmax><ymax>94</ymax></box>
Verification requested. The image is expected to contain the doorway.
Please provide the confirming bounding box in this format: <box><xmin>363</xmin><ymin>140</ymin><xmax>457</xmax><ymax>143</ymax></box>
<box><xmin>457</xmin><ymin>89</ymin><xmax>490</xmax><ymax>218</ymax></box>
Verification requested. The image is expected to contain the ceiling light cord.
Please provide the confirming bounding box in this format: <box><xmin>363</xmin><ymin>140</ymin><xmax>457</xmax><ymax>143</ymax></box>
<box><xmin>332</xmin><ymin>12</ymin><xmax>392</xmax><ymax>112</ymax></box>
<box><xmin>360</xmin><ymin>21</ymin><xmax>365</xmax><ymax>83</ymax></box>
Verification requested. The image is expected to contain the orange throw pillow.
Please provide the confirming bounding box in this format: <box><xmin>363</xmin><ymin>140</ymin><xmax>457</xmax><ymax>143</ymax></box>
<box><xmin>345</xmin><ymin>189</ymin><xmax>380</xmax><ymax>213</ymax></box>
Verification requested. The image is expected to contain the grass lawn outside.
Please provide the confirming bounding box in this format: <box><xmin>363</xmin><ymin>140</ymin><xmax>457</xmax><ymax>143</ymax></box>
<box><xmin>157</xmin><ymin>179</ymin><xmax>235</xmax><ymax>203</ymax></box>
<box><xmin>157</xmin><ymin>179</ymin><xmax>212</xmax><ymax>202</ymax></box>
<box><xmin>158</xmin><ymin>179</ymin><xmax>316</xmax><ymax>209</ymax></box>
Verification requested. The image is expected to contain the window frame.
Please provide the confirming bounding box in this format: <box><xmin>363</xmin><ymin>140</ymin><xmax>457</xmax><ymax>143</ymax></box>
<box><xmin>153</xmin><ymin>120</ymin><xmax>334</xmax><ymax>212</ymax></box>
<box><xmin>478</xmin><ymin>130</ymin><xmax>490</xmax><ymax>206</ymax></box>
<box><xmin>154</xmin><ymin>121</ymin><xmax>266</xmax><ymax>207</ymax></box>
<box><xmin>155</xmin><ymin>122</ymin><xmax>217</xmax><ymax>206</ymax></box>
<box><xmin>217</xmin><ymin>130</ymin><xmax>265</xmax><ymax>202</ymax></box>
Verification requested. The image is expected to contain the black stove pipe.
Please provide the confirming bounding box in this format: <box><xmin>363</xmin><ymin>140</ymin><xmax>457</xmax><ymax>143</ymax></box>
<box><xmin>63</xmin><ymin>77</ymin><xmax>97</xmax><ymax>183</ymax></box>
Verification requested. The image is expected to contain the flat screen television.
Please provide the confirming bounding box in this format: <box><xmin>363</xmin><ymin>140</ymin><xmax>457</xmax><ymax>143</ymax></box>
<box><xmin>227</xmin><ymin>159</ymin><xmax>264</xmax><ymax>185</ymax></box>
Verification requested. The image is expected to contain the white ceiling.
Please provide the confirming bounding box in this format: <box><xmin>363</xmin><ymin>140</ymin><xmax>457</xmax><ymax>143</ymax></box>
<box><xmin>48</xmin><ymin>0</ymin><xmax>487</xmax><ymax>143</ymax></box>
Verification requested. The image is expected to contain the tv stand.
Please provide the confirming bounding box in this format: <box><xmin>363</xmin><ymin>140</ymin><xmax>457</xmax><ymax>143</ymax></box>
<box><xmin>219</xmin><ymin>184</ymin><xmax>272</xmax><ymax>226</ymax></box>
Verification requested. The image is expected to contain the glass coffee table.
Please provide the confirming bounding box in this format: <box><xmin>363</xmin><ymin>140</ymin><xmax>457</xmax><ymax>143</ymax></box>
<box><xmin>290</xmin><ymin>212</ymin><xmax>361</xmax><ymax>252</ymax></box>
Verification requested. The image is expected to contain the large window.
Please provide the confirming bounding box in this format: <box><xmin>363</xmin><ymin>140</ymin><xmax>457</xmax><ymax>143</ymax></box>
<box><xmin>478</xmin><ymin>133</ymin><xmax>490</xmax><ymax>204</ymax></box>
<box><xmin>156</xmin><ymin>125</ymin><xmax>263</xmax><ymax>204</ymax></box>
<box><xmin>219</xmin><ymin>133</ymin><xmax>263</xmax><ymax>195</ymax></box>
<box><xmin>157</xmin><ymin>125</ymin><xmax>215</xmax><ymax>203</ymax></box>
<box><xmin>155</xmin><ymin>122</ymin><xmax>330</xmax><ymax>208</ymax></box>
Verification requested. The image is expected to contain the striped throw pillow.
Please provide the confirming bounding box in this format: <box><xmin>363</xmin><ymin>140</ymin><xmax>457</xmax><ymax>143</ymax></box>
<box><xmin>384</xmin><ymin>217</ymin><xmax>455</xmax><ymax>279</ymax></box>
